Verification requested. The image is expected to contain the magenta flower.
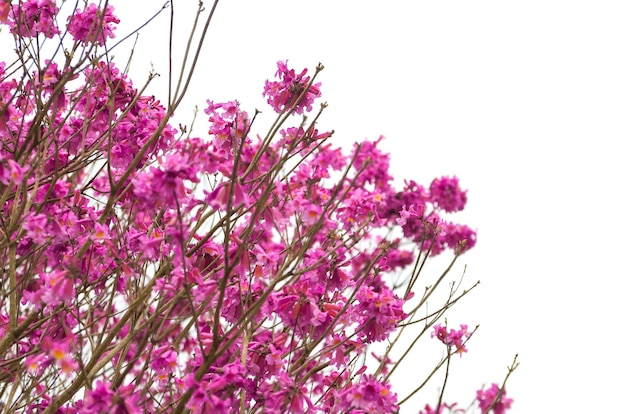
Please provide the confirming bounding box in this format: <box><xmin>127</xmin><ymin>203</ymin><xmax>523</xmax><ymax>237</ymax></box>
<box><xmin>81</xmin><ymin>381</ymin><xmax>141</xmax><ymax>414</ymax></box>
<box><xmin>396</xmin><ymin>204</ymin><xmax>425</xmax><ymax>226</ymax></box>
<box><xmin>42</xmin><ymin>337</ymin><xmax>77</xmax><ymax>375</ymax></box>
<box><xmin>35</xmin><ymin>269</ymin><xmax>75</xmax><ymax>309</ymax></box>
<box><xmin>8</xmin><ymin>0</ymin><xmax>60</xmax><ymax>38</ymax></box>
<box><xmin>206</xmin><ymin>180</ymin><xmax>250</xmax><ymax>210</ymax></box>
<box><xmin>0</xmin><ymin>156</ymin><xmax>26</xmax><ymax>185</ymax></box>
<box><xmin>24</xmin><ymin>353</ymin><xmax>48</xmax><ymax>375</ymax></box>
<box><xmin>22</xmin><ymin>213</ymin><xmax>49</xmax><ymax>244</ymax></box>
<box><xmin>257</xmin><ymin>372</ymin><xmax>316</xmax><ymax>414</ymax></box>
<box><xmin>91</xmin><ymin>222</ymin><xmax>111</xmax><ymax>242</ymax></box>
<box><xmin>356</xmin><ymin>285</ymin><xmax>407</xmax><ymax>342</ymax></box>
<box><xmin>337</xmin><ymin>375</ymin><xmax>399</xmax><ymax>413</ymax></box>
<box><xmin>429</xmin><ymin>176</ymin><xmax>468</xmax><ymax>213</ymax></box>
<box><xmin>444</xmin><ymin>222</ymin><xmax>477</xmax><ymax>254</ymax></box>
<box><xmin>150</xmin><ymin>345</ymin><xmax>179</xmax><ymax>381</ymax></box>
<box><xmin>204</xmin><ymin>100</ymin><xmax>250</xmax><ymax>155</ymax></box>
<box><xmin>432</xmin><ymin>324</ymin><xmax>472</xmax><ymax>356</ymax></box>
<box><xmin>0</xmin><ymin>1</ymin><xmax>9</xmax><ymax>23</ymax></box>
<box><xmin>67</xmin><ymin>3</ymin><xmax>119</xmax><ymax>45</ymax></box>
<box><xmin>83</xmin><ymin>381</ymin><xmax>114</xmax><ymax>413</ymax></box>
<box><xmin>477</xmin><ymin>383</ymin><xmax>514</xmax><ymax>414</ymax></box>
<box><xmin>263</xmin><ymin>60</ymin><xmax>322</xmax><ymax>114</ymax></box>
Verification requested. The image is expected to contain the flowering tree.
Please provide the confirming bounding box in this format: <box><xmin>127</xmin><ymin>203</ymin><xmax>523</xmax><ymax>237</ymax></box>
<box><xmin>0</xmin><ymin>1</ymin><xmax>516</xmax><ymax>413</ymax></box>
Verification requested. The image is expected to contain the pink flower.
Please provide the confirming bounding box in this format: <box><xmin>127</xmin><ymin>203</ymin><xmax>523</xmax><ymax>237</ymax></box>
<box><xmin>111</xmin><ymin>385</ymin><xmax>142</xmax><ymax>414</ymax></box>
<box><xmin>257</xmin><ymin>372</ymin><xmax>316</xmax><ymax>414</ymax></box>
<box><xmin>444</xmin><ymin>223</ymin><xmax>477</xmax><ymax>254</ymax></box>
<box><xmin>204</xmin><ymin>100</ymin><xmax>249</xmax><ymax>155</ymax></box>
<box><xmin>431</xmin><ymin>324</ymin><xmax>472</xmax><ymax>355</ymax></box>
<box><xmin>150</xmin><ymin>345</ymin><xmax>178</xmax><ymax>381</ymax></box>
<box><xmin>396</xmin><ymin>204</ymin><xmax>425</xmax><ymax>226</ymax></box>
<box><xmin>92</xmin><ymin>222</ymin><xmax>111</xmax><ymax>241</ymax></box>
<box><xmin>8</xmin><ymin>0</ymin><xmax>60</xmax><ymax>38</ymax></box>
<box><xmin>82</xmin><ymin>381</ymin><xmax>141</xmax><ymax>414</ymax></box>
<box><xmin>38</xmin><ymin>60</ymin><xmax>70</xmax><ymax>109</ymax></box>
<box><xmin>23</xmin><ymin>213</ymin><xmax>49</xmax><ymax>244</ymax></box>
<box><xmin>0</xmin><ymin>156</ymin><xmax>26</xmax><ymax>185</ymax></box>
<box><xmin>429</xmin><ymin>176</ymin><xmax>468</xmax><ymax>213</ymax></box>
<box><xmin>337</xmin><ymin>375</ymin><xmax>399</xmax><ymax>413</ymax></box>
<box><xmin>350</xmin><ymin>137</ymin><xmax>393</xmax><ymax>190</ymax></box>
<box><xmin>300</xmin><ymin>201</ymin><xmax>323</xmax><ymax>225</ymax></box>
<box><xmin>67</xmin><ymin>3</ymin><xmax>119</xmax><ymax>45</ymax></box>
<box><xmin>476</xmin><ymin>383</ymin><xmax>513</xmax><ymax>414</ymax></box>
<box><xmin>24</xmin><ymin>353</ymin><xmax>48</xmax><ymax>375</ymax></box>
<box><xmin>356</xmin><ymin>285</ymin><xmax>407</xmax><ymax>342</ymax></box>
<box><xmin>40</xmin><ymin>269</ymin><xmax>75</xmax><ymax>307</ymax></box>
<box><xmin>206</xmin><ymin>180</ymin><xmax>250</xmax><ymax>210</ymax></box>
<box><xmin>263</xmin><ymin>60</ymin><xmax>322</xmax><ymax>115</ymax></box>
<box><xmin>274</xmin><ymin>282</ymin><xmax>328</xmax><ymax>337</ymax></box>
<box><xmin>42</xmin><ymin>338</ymin><xmax>77</xmax><ymax>375</ymax></box>
<box><xmin>83</xmin><ymin>380</ymin><xmax>115</xmax><ymax>413</ymax></box>
<box><xmin>0</xmin><ymin>0</ymin><xmax>10</xmax><ymax>23</ymax></box>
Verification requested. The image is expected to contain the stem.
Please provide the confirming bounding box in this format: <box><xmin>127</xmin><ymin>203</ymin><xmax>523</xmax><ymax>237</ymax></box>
<box><xmin>8</xmin><ymin>242</ymin><xmax>17</xmax><ymax>331</ymax></box>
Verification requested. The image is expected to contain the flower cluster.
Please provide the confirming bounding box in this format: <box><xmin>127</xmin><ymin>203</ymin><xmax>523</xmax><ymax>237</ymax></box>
<box><xmin>7</xmin><ymin>1</ymin><xmax>119</xmax><ymax>44</ymax></box>
<box><xmin>0</xmin><ymin>4</ymin><xmax>513</xmax><ymax>414</ymax></box>
<box><xmin>429</xmin><ymin>176</ymin><xmax>468</xmax><ymax>213</ymax></box>
<box><xmin>336</xmin><ymin>375</ymin><xmax>399</xmax><ymax>413</ymax></box>
<box><xmin>263</xmin><ymin>60</ymin><xmax>322</xmax><ymax>114</ymax></box>
<box><xmin>477</xmin><ymin>383</ymin><xmax>514</xmax><ymax>414</ymax></box>
<box><xmin>67</xmin><ymin>3</ymin><xmax>120</xmax><ymax>45</ymax></box>
<box><xmin>8</xmin><ymin>0</ymin><xmax>60</xmax><ymax>38</ymax></box>
<box><xmin>381</xmin><ymin>177</ymin><xmax>476</xmax><ymax>256</ymax></box>
<box><xmin>432</xmin><ymin>324</ymin><xmax>473</xmax><ymax>356</ymax></box>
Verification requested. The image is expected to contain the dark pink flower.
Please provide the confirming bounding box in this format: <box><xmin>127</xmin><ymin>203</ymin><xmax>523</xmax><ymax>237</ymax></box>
<box><xmin>432</xmin><ymin>324</ymin><xmax>472</xmax><ymax>356</ymax></box>
<box><xmin>9</xmin><ymin>0</ymin><xmax>60</xmax><ymax>38</ymax></box>
<box><xmin>263</xmin><ymin>60</ymin><xmax>321</xmax><ymax>115</ymax></box>
<box><xmin>356</xmin><ymin>285</ymin><xmax>407</xmax><ymax>342</ymax></box>
<box><xmin>83</xmin><ymin>381</ymin><xmax>114</xmax><ymax>413</ymax></box>
<box><xmin>477</xmin><ymin>383</ymin><xmax>513</xmax><ymax>414</ymax></box>
<box><xmin>0</xmin><ymin>156</ymin><xmax>26</xmax><ymax>185</ymax></box>
<box><xmin>42</xmin><ymin>338</ymin><xmax>77</xmax><ymax>375</ymax></box>
<box><xmin>337</xmin><ymin>375</ymin><xmax>399</xmax><ymax>413</ymax></box>
<box><xmin>40</xmin><ymin>269</ymin><xmax>75</xmax><ymax>307</ymax></box>
<box><xmin>67</xmin><ymin>3</ymin><xmax>119</xmax><ymax>45</ymax></box>
<box><xmin>23</xmin><ymin>213</ymin><xmax>49</xmax><ymax>244</ymax></box>
<box><xmin>444</xmin><ymin>223</ymin><xmax>477</xmax><ymax>254</ymax></box>
<box><xmin>0</xmin><ymin>0</ymin><xmax>10</xmax><ymax>23</ymax></box>
<box><xmin>206</xmin><ymin>181</ymin><xmax>250</xmax><ymax>210</ymax></box>
<box><xmin>429</xmin><ymin>176</ymin><xmax>468</xmax><ymax>213</ymax></box>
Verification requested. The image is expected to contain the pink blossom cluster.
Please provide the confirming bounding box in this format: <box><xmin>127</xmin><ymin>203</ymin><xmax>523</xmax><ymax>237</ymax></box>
<box><xmin>7</xmin><ymin>0</ymin><xmax>59</xmax><ymax>38</ymax></box>
<box><xmin>430</xmin><ymin>176</ymin><xmax>468</xmax><ymax>213</ymax></box>
<box><xmin>477</xmin><ymin>383</ymin><xmax>514</xmax><ymax>414</ymax></box>
<box><xmin>0</xmin><ymin>4</ymin><xmax>513</xmax><ymax>413</ymax></box>
<box><xmin>263</xmin><ymin>60</ymin><xmax>322</xmax><ymax>114</ymax></box>
<box><xmin>0</xmin><ymin>1</ymin><xmax>10</xmax><ymax>23</ymax></box>
<box><xmin>382</xmin><ymin>177</ymin><xmax>476</xmax><ymax>255</ymax></box>
<box><xmin>6</xmin><ymin>1</ymin><xmax>118</xmax><ymax>44</ymax></box>
<box><xmin>432</xmin><ymin>324</ymin><xmax>473</xmax><ymax>356</ymax></box>
<box><xmin>418</xmin><ymin>383</ymin><xmax>513</xmax><ymax>414</ymax></box>
<box><xmin>67</xmin><ymin>3</ymin><xmax>120</xmax><ymax>45</ymax></box>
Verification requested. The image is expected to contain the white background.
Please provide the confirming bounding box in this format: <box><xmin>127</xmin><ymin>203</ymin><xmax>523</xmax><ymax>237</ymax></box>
<box><xmin>6</xmin><ymin>1</ymin><xmax>626</xmax><ymax>412</ymax></box>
